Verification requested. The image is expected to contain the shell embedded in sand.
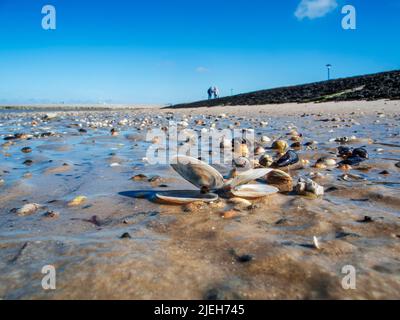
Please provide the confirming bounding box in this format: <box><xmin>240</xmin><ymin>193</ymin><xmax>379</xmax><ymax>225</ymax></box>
<box><xmin>231</xmin><ymin>184</ymin><xmax>279</xmax><ymax>199</ymax></box>
<box><xmin>155</xmin><ymin>190</ymin><xmax>218</xmax><ymax>204</ymax></box>
<box><xmin>265</xmin><ymin>169</ymin><xmax>293</xmax><ymax>192</ymax></box>
<box><xmin>171</xmin><ymin>155</ymin><xmax>224</xmax><ymax>190</ymax></box>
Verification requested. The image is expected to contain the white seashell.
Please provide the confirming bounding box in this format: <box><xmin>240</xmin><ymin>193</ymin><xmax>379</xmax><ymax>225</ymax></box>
<box><xmin>261</xmin><ymin>136</ymin><xmax>271</xmax><ymax>143</ymax></box>
<box><xmin>231</xmin><ymin>184</ymin><xmax>279</xmax><ymax>199</ymax></box>
<box><xmin>155</xmin><ymin>190</ymin><xmax>218</xmax><ymax>204</ymax></box>
<box><xmin>228</xmin><ymin>168</ymin><xmax>274</xmax><ymax>188</ymax></box>
<box><xmin>313</xmin><ymin>236</ymin><xmax>321</xmax><ymax>250</ymax></box>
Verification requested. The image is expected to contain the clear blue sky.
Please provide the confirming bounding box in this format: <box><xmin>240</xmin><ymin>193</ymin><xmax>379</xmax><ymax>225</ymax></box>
<box><xmin>0</xmin><ymin>0</ymin><xmax>399</xmax><ymax>104</ymax></box>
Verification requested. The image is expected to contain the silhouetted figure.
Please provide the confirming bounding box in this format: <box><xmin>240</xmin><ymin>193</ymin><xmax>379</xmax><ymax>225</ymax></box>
<box><xmin>207</xmin><ymin>87</ymin><xmax>213</xmax><ymax>100</ymax></box>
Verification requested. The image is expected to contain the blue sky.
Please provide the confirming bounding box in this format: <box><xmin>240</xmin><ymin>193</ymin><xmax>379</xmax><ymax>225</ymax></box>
<box><xmin>0</xmin><ymin>0</ymin><xmax>399</xmax><ymax>104</ymax></box>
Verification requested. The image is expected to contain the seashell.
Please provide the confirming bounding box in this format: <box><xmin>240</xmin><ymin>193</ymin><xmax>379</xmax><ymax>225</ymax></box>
<box><xmin>338</xmin><ymin>163</ymin><xmax>352</xmax><ymax>171</ymax></box>
<box><xmin>16</xmin><ymin>203</ymin><xmax>41</xmax><ymax>216</ymax></box>
<box><xmin>155</xmin><ymin>190</ymin><xmax>218</xmax><ymax>204</ymax></box>
<box><xmin>352</xmin><ymin>147</ymin><xmax>368</xmax><ymax>159</ymax></box>
<box><xmin>261</xmin><ymin>136</ymin><xmax>271</xmax><ymax>143</ymax></box>
<box><xmin>271</xmin><ymin>140</ymin><xmax>288</xmax><ymax>153</ymax></box>
<box><xmin>295</xmin><ymin>178</ymin><xmax>324</xmax><ymax>196</ymax></box>
<box><xmin>254</xmin><ymin>146</ymin><xmax>265</xmax><ymax>155</ymax></box>
<box><xmin>228</xmin><ymin>168</ymin><xmax>274</xmax><ymax>188</ymax></box>
<box><xmin>21</xmin><ymin>147</ymin><xmax>32</xmax><ymax>153</ymax></box>
<box><xmin>264</xmin><ymin>170</ymin><xmax>293</xmax><ymax>192</ymax></box>
<box><xmin>228</xmin><ymin>197</ymin><xmax>252</xmax><ymax>208</ymax></box>
<box><xmin>313</xmin><ymin>236</ymin><xmax>321</xmax><ymax>250</ymax></box>
<box><xmin>233</xmin><ymin>156</ymin><xmax>251</xmax><ymax>169</ymax></box>
<box><xmin>171</xmin><ymin>156</ymin><xmax>225</xmax><ymax>191</ymax></box>
<box><xmin>290</xmin><ymin>141</ymin><xmax>301</xmax><ymax>150</ymax></box>
<box><xmin>68</xmin><ymin>196</ymin><xmax>87</xmax><ymax>206</ymax></box>
<box><xmin>315</xmin><ymin>157</ymin><xmax>336</xmax><ymax>168</ymax></box>
<box><xmin>274</xmin><ymin>150</ymin><xmax>299</xmax><ymax>167</ymax></box>
<box><xmin>337</xmin><ymin>146</ymin><xmax>353</xmax><ymax>157</ymax></box>
<box><xmin>259</xmin><ymin>154</ymin><xmax>273</xmax><ymax>167</ymax></box>
<box><xmin>396</xmin><ymin>162</ymin><xmax>400</xmax><ymax>168</ymax></box>
<box><xmin>231</xmin><ymin>184</ymin><xmax>279</xmax><ymax>199</ymax></box>
<box><xmin>339</xmin><ymin>156</ymin><xmax>365</xmax><ymax>166</ymax></box>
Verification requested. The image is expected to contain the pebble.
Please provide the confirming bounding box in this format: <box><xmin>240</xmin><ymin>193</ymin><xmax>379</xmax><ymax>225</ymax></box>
<box><xmin>131</xmin><ymin>174</ymin><xmax>148</xmax><ymax>181</ymax></box>
<box><xmin>221</xmin><ymin>210</ymin><xmax>240</xmax><ymax>219</ymax></box>
<box><xmin>295</xmin><ymin>178</ymin><xmax>324</xmax><ymax>196</ymax></box>
<box><xmin>120</xmin><ymin>232</ymin><xmax>132</xmax><ymax>239</ymax></box>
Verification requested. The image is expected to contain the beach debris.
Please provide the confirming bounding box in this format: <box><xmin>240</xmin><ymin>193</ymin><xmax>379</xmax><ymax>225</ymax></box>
<box><xmin>254</xmin><ymin>146</ymin><xmax>265</xmax><ymax>155</ymax></box>
<box><xmin>339</xmin><ymin>173</ymin><xmax>366</xmax><ymax>182</ymax></box>
<box><xmin>221</xmin><ymin>210</ymin><xmax>240</xmax><ymax>219</ymax></box>
<box><xmin>16</xmin><ymin>203</ymin><xmax>41</xmax><ymax>216</ymax></box>
<box><xmin>271</xmin><ymin>140</ymin><xmax>288</xmax><ymax>153</ymax></box>
<box><xmin>233</xmin><ymin>156</ymin><xmax>251</xmax><ymax>169</ymax></box>
<box><xmin>110</xmin><ymin>128</ymin><xmax>119</xmax><ymax>136</ymax></box>
<box><xmin>274</xmin><ymin>150</ymin><xmax>299</xmax><ymax>167</ymax></box>
<box><xmin>131</xmin><ymin>174</ymin><xmax>148</xmax><ymax>181</ymax></box>
<box><xmin>21</xmin><ymin>147</ymin><xmax>32</xmax><ymax>153</ymax></box>
<box><xmin>313</xmin><ymin>236</ymin><xmax>321</xmax><ymax>250</ymax></box>
<box><xmin>120</xmin><ymin>232</ymin><xmax>132</xmax><ymax>239</ymax></box>
<box><xmin>358</xmin><ymin>216</ymin><xmax>373</xmax><ymax>223</ymax></box>
<box><xmin>314</xmin><ymin>157</ymin><xmax>336</xmax><ymax>169</ymax></box>
<box><xmin>43</xmin><ymin>210</ymin><xmax>60</xmax><ymax>219</ymax></box>
<box><xmin>264</xmin><ymin>169</ymin><xmax>293</xmax><ymax>192</ymax></box>
<box><xmin>261</xmin><ymin>135</ymin><xmax>271</xmax><ymax>143</ymax></box>
<box><xmin>259</xmin><ymin>154</ymin><xmax>273</xmax><ymax>167</ymax></box>
<box><xmin>295</xmin><ymin>178</ymin><xmax>324</xmax><ymax>196</ymax></box>
<box><xmin>68</xmin><ymin>196</ymin><xmax>87</xmax><ymax>207</ymax></box>
<box><xmin>156</xmin><ymin>155</ymin><xmax>279</xmax><ymax>204</ymax></box>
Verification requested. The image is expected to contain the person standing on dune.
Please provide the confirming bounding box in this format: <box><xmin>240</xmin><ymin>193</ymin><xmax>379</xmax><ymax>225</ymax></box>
<box><xmin>213</xmin><ymin>86</ymin><xmax>220</xmax><ymax>99</ymax></box>
<box><xmin>207</xmin><ymin>87</ymin><xmax>213</xmax><ymax>100</ymax></box>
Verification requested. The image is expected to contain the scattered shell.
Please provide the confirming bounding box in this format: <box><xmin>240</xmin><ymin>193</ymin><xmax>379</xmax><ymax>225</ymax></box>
<box><xmin>43</xmin><ymin>210</ymin><xmax>60</xmax><ymax>218</ymax></box>
<box><xmin>295</xmin><ymin>178</ymin><xmax>324</xmax><ymax>196</ymax></box>
<box><xmin>156</xmin><ymin>190</ymin><xmax>218</xmax><ymax>204</ymax></box>
<box><xmin>261</xmin><ymin>136</ymin><xmax>271</xmax><ymax>143</ymax></box>
<box><xmin>254</xmin><ymin>146</ymin><xmax>265</xmax><ymax>155</ymax></box>
<box><xmin>228</xmin><ymin>197</ymin><xmax>252</xmax><ymax>208</ymax></box>
<box><xmin>271</xmin><ymin>140</ymin><xmax>288</xmax><ymax>153</ymax></box>
<box><xmin>131</xmin><ymin>174</ymin><xmax>148</xmax><ymax>181</ymax></box>
<box><xmin>265</xmin><ymin>170</ymin><xmax>293</xmax><ymax>192</ymax></box>
<box><xmin>17</xmin><ymin>203</ymin><xmax>41</xmax><ymax>216</ymax></box>
<box><xmin>221</xmin><ymin>210</ymin><xmax>240</xmax><ymax>219</ymax></box>
<box><xmin>233</xmin><ymin>156</ymin><xmax>251</xmax><ymax>169</ymax></box>
<box><xmin>68</xmin><ymin>196</ymin><xmax>87</xmax><ymax>206</ymax></box>
<box><xmin>274</xmin><ymin>150</ymin><xmax>299</xmax><ymax>167</ymax></box>
<box><xmin>313</xmin><ymin>236</ymin><xmax>321</xmax><ymax>250</ymax></box>
<box><xmin>259</xmin><ymin>154</ymin><xmax>273</xmax><ymax>167</ymax></box>
<box><xmin>231</xmin><ymin>184</ymin><xmax>279</xmax><ymax>199</ymax></box>
<box><xmin>171</xmin><ymin>155</ymin><xmax>224</xmax><ymax>191</ymax></box>
<box><xmin>21</xmin><ymin>147</ymin><xmax>32</xmax><ymax>153</ymax></box>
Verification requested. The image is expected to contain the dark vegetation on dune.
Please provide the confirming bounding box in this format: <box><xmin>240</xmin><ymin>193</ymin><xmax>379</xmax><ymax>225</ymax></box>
<box><xmin>167</xmin><ymin>69</ymin><xmax>400</xmax><ymax>109</ymax></box>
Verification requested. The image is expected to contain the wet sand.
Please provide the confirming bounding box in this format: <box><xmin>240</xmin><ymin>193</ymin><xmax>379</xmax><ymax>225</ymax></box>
<box><xmin>0</xmin><ymin>100</ymin><xmax>399</xmax><ymax>299</ymax></box>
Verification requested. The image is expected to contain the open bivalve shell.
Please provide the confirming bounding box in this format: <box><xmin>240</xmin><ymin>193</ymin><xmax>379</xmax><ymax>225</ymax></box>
<box><xmin>156</xmin><ymin>155</ymin><xmax>280</xmax><ymax>204</ymax></box>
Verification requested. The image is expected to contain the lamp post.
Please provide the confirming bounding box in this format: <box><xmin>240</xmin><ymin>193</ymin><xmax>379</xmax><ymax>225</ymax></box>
<box><xmin>326</xmin><ymin>64</ymin><xmax>332</xmax><ymax>80</ymax></box>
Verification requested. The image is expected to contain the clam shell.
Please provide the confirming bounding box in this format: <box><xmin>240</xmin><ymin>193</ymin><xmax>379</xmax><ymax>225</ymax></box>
<box><xmin>228</xmin><ymin>168</ymin><xmax>274</xmax><ymax>188</ymax></box>
<box><xmin>171</xmin><ymin>155</ymin><xmax>225</xmax><ymax>190</ymax></box>
<box><xmin>155</xmin><ymin>190</ymin><xmax>218</xmax><ymax>204</ymax></box>
<box><xmin>231</xmin><ymin>184</ymin><xmax>279</xmax><ymax>198</ymax></box>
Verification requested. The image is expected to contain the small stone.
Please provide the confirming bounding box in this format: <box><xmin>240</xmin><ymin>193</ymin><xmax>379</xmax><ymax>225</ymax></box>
<box><xmin>295</xmin><ymin>178</ymin><xmax>324</xmax><ymax>196</ymax></box>
<box><xmin>379</xmin><ymin>170</ymin><xmax>389</xmax><ymax>175</ymax></box>
<box><xmin>120</xmin><ymin>232</ymin><xmax>132</xmax><ymax>239</ymax></box>
<box><xmin>23</xmin><ymin>159</ymin><xmax>33</xmax><ymax>166</ymax></box>
<box><xmin>358</xmin><ymin>216</ymin><xmax>373</xmax><ymax>223</ymax></box>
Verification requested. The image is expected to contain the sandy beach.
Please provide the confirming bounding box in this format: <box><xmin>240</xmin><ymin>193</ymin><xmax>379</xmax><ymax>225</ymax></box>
<box><xmin>1</xmin><ymin>100</ymin><xmax>399</xmax><ymax>299</ymax></box>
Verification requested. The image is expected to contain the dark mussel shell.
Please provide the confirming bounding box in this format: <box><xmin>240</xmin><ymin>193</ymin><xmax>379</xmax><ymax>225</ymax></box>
<box><xmin>337</xmin><ymin>146</ymin><xmax>353</xmax><ymax>157</ymax></box>
<box><xmin>275</xmin><ymin>150</ymin><xmax>299</xmax><ymax>167</ymax></box>
<box><xmin>339</xmin><ymin>156</ymin><xmax>366</xmax><ymax>166</ymax></box>
<box><xmin>352</xmin><ymin>147</ymin><xmax>369</xmax><ymax>159</ymax></box>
